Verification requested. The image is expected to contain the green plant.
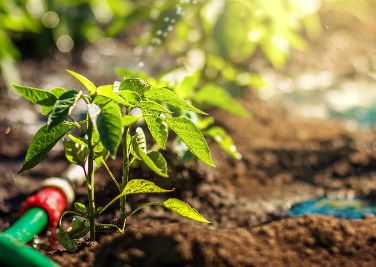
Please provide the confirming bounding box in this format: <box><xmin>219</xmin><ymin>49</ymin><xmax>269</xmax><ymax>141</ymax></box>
<box><xmin>12</xmin><ymin>69</ymin><xmax>213</xmax><ymax>250</ymax></box>
<box><xmin>117</xmin><ymin>68</ymin><xmax>243</xmax><ymax>160</ymax></box>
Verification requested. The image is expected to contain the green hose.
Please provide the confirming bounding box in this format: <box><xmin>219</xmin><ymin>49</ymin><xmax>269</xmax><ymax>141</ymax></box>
<box><xmin>3</xmin><ymin>207</ymin><xmax>48</xmax><ymax>243</ymax></box>
<box><xmin>0</xmin><ymin>207</ymin><xmax>60</xmax><ymax>267</ymax></box>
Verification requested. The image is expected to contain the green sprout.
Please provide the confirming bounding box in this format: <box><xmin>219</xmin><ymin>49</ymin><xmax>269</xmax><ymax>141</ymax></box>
<box><xmin>12</xmin><ymin>70</ymin><xmax>214</xmax><ymax>250</ymax></box>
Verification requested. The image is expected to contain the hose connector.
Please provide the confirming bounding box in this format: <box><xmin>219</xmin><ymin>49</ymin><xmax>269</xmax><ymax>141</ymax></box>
<box><xmin>19</xmin><ymin>179</ymin><xmax>71</xmax><ymax>227</ymax></box>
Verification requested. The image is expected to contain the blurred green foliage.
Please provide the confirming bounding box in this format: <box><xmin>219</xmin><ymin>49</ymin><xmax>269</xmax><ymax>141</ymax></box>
<box><xmin>130</xmin><ymin>0</ymin><xmax>323</xmax><ymax>116</ymax></box>
<box><xmin>0</xmin><ymin>0</ymin><xmax>148</xmax><ymax>86</ymax></box>
<box><xmin>4</xmin><ymin>0</ymin><xmax>373</xmax><ymax>101</ymax></box>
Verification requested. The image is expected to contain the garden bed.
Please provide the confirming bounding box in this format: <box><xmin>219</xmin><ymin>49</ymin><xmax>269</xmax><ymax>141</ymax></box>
<box><xmin>2</xmin><ymin>5</ymin><xmax>376</xmax><ymax>266</ymax></box>
<box><xmin>1</xmin><ymin>91</ymin><xmax>376</xmax><ymax>266</ymax></box>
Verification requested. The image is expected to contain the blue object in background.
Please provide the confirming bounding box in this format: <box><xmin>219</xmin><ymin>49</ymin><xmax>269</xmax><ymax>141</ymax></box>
<box><xmin>289</xmin><ymin>196</ymin><xmax>376</xmax><ymax>219</ymax></box>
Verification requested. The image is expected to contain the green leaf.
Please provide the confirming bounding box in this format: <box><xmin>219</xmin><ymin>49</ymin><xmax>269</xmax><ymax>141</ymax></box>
<box><xmin>97</xmin><ymin>85</ymin><xmax>128</xmax><ymax>105</ymax></box>
<box><xmin>19</xmin><ymin>122</ymin><xmax>75</xmax><ymax>173</ymax></box>
<box><xmin>116</xmin><ymin>68</ymin><xmax>151</xmax><ymax>81</ymax></box>
<box><xmin>58</xmin><ymin>229</ymin><xmax>77</xmax><ymax>252</ymax></box>
<box><xmin>120</xmin><ymin>78</ymin><xmax>151</xmax><ymax>95</ymax></box>
<box><xmin>131</xmin><ymin>136</ymin><xmax>168</xmax><ymax>177</ymax></box>
<box><xmin>73</xmin><ymin>202</ymin><xmax>86</xmax><ymax>213</ymax></box>
<box><xmin>48</xmin><ymin>90</ymin><xmax>81</xmax><ymax>127</ymax></box>
<box><xmin>67</xmin><ymin>134</ymin><xmax>88</xmax><ymax>147</ymax></box>
<box><xmin>12</xmin><ymin>84</ymin><xmax>56</xmax><ymax>106</ymax></box>
<box><xmin>163</xmin><ymin>198</ymin><xmax>210</xmax><ymax>223</ymax></box>
<box><xmin>42</xmin><ymin>88</ymin><xmax>69</xmax><ymax>115</ymax></box>
<box><xmin>164</xmin><ymin>117</ymin><xmax>215</xmax><ymax>167</ymax></box>
<box><xmin>140</xmin><ymin>100</ymin><xmax>172</xmax><ymax>114</ymax></box>
<box><xmin>193</xmin><ymin>84</ymin><xmax>248</xmax><ymax>117</ymax></box>
<box><xmin>50</xmin><ymin>87</ymin><xmax>68</xmax><ymax>98</ymax></box>
<box><xmin>67</xmin><ymin>216</ymin><xmax>90</xmax><ymax>239</ymax></box>
<box><xmin>121</xmin><ymin>115</ymin><xmax>141</xmax><ymax>127</ymax></box>
<box><xmin>91</xmin><ymin>129</ymin><xmax>109</xmax><ymax>168</ymax></box>
<box><xmin>145</xmin><ymin>87</ymin><xmax>206</xmax><ymax>115</ymax></box>
<box><xmin>176</xmin><ymin>72</ymin><xmax>200</xmax><ymax>98</ymax></box>
<box><xmin>121</xmin><ymin>179</ymin><xmax>172</xmax><ymax>196</ymax></box>
<box><xmin>63</xmin><ymin>139</ymin><xmax>89</xmax><ymax>165</ymax></box>
<box><xmin>118</xmin><ymin>90</ymin><xmax>142</xmax><ymax>106</ymax></box>
<box><xmin>97</xmin><ymin>101</ymin><xmax>123</xmax><ymax>156</ymax></box>
<box><xmin>147</xmin><ymin>151</ymin><xmax>167</xmax><ymax>175</ymax></box>
<box><xmin>67</xmin><ymin>70</ymin><xmax>96</xmax><ymax>94</ymax></box>
<box><xmin>197</xmin><ymin>117</ymin><xmax>215</xmax><ymax>130</ymax></box>
<box><xmin>205</xmin><ymin>126</ymin><xmax>242</xmax><ymax>160</ymax></box>
<box><xmin>143</xmin><ymin>112</ymin><xmax>168</xmax><ymax>149</ymax></box>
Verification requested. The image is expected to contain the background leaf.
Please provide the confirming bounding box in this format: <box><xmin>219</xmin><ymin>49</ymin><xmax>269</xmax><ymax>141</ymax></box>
<box><xmin>205</xmin><ymin>126</ymin><xmax>242</xmax><ymax>160</ymax></box>
<box><xmin>19</xmin><ymin>122</ymin><xmax>75</xmax><ymax>173</ymax></box>
<box><xmin>193</xmin><ymin>83</ymin><xmax>248</xmax><ymax>117</ymax></box>
<box><xmin>163</xmin><ymin>198</ymin><xmax>210</xmax><ymax>223</ymax></box>
<box><xmin>97</xmin><ymin>101</ymin><xmax>123</xmax><ymax>156</ymax></box>
<box><xmin>164</xmin><ymin>117</ymin><xmax>215</xmax><ymax>167</ymax></box>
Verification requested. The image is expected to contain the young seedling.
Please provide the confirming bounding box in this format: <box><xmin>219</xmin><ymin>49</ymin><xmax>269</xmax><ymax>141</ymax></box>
<box><xmin>12</xmin><ymin>70</ymin><xmax>213</xmax><ymax>250</ymax></box>
<box><xmin>117</xmin><ymin>68</ymin><xmax>243</xmax><ymax>161</ymax></box>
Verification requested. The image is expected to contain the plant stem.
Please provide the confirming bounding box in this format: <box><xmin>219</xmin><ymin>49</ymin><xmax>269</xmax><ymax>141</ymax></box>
<box><xmin>119</xmin><ymin>128</ymin><xmax>129</xmax><ymax>228</ymax></box>
<box><xmin>101</xmin><ymin>158</ymin><xmax>121</xmax><ymax>191</ymax></box>
<box><xmin>86</xmin><ymin>118</ymin><xmax>96</xmax><ymax>241</ymax></box>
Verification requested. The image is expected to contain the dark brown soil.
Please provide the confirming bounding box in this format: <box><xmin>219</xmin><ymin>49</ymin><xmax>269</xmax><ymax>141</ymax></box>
<box><xmin>2</xmin><ymin>4</ymin><xmax>376</xmax><ymax>267</ymax></box>
<box><xmin>90</xmin><ymin>215</ymin><xmax>376</xmax><ymax>267</ymax></box>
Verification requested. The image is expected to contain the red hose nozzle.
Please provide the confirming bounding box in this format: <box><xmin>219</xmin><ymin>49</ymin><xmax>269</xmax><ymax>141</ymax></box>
<box><xmin>20</xmin><ymin>187</ymin><xmax>67</xmax><ymax>227</ymax></box>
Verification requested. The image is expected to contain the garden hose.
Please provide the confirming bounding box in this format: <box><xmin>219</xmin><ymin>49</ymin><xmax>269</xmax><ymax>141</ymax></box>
<box><xmin>0</xmin><ymin>164</ymin><xmax>85</xmax><ymax>267</ymax></box>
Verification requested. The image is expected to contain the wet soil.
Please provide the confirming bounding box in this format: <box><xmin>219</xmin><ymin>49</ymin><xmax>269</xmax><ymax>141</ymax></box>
<box><xmin>1</xmin><ymin>5</ymin><xmax>376</xmax><ymax>267</ymax></box>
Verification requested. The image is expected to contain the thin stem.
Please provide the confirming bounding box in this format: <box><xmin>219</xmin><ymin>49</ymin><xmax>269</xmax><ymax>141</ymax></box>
<box><xmin>119</xmin><ymin>128</ymin><xmax>129</xmax><ymax>228</ymax></box>
<box><xmin>86</xmin><ymin>118</ymin><xmax>96</xmax><ymax>241</ymax></box>
<box><xmin>101</xmin><ymin>158</ymin><xmax>121</xmax><ymax>191</ymax></box>
<box><xmin>58</xmin><ymin>210</ymin><xmax>83</xmax><ymax>229</ymax></box>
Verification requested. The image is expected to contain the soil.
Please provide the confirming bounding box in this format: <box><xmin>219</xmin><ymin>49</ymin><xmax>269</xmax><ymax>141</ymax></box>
<box><xmin>1</xmin><ymin>5</ymin><xmax>376</xmax><ymax>267</ymax></box>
